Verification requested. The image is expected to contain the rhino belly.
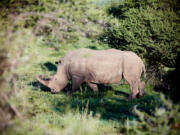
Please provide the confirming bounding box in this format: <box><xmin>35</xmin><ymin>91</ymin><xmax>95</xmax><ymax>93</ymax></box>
<box><xmin>89</xmin><ymin>63</ymin><xmax>123</xmax><ymax>84</ymax></box>
<box><xmin>67</xmin><ymin>51</ymin><xmax>123</xmax><ymax>85</ymax></box>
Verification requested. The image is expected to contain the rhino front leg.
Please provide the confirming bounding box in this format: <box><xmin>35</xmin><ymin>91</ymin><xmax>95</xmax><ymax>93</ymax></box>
<box><xmin>68</xmin><ymin>75</ymin><xmax>84</xmax><ymax>95</ymax></box>
<box><xmin>87</xmin><ymin>82</ymin><xmax>99</xmax><ymax>92</ymax></box>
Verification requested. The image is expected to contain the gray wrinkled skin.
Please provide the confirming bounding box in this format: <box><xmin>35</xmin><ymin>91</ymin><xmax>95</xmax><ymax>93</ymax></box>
<box><xmin>37</xmin><ymin>48</ymin><xmax>146</xmax><ymax>99</ymax></box>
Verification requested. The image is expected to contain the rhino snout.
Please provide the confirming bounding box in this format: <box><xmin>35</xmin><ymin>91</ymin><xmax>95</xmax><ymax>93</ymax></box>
<box><xmin>51</xmin><ymin>89</ymin><xmax>59</xmax><ymax>94</ymax></box>
<box><xmin>51</xmin><ymin>89</ymin><xmax>58</xmax><ymax>94</ymax></box>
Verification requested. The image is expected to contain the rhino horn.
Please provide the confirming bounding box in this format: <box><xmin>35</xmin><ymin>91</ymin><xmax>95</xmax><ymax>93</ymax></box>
<box><xmin>37</xmin><ymin>75</ymin><xmax>50</xmax><ymax>87</ymax></box>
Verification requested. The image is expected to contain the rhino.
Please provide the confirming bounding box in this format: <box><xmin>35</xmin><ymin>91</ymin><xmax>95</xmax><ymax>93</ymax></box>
<box><xmin>37</xmin><ymin>48</ymin><xmax>146</xmax><ymax>99</ymax></box>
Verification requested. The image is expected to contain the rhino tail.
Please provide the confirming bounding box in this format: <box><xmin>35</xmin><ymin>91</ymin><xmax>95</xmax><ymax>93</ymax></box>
<box><xmin>142</xmin><ymin>64</ymin><xmax>146</xmax><ymax>79</ymax></box>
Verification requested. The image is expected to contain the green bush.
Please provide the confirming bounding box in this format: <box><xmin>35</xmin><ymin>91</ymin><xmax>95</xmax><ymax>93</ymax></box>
<box><xmin>119</xmin><ymin>95</ymin><xmax>180</xmax><ymax>135</ymax></box>
<box><xmin>100</xmin><ymin>0</ymin><xmax>180</xmax><ymax>68</ymax></box>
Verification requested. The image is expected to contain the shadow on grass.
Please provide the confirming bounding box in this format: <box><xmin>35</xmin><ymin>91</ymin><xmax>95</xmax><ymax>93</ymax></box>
<box><xmin>30</xmin><ymin>81</ymin><xmax>51</xmax><ymax>92</ymax></box>
<box><xmin>31</xmin><ymin>79</ymin><xmax>160</xmax><ymax>122</ymax></box>
<box><xmin>41</xmin><ymin>62</ymin><xmax>57</xmax><ymax>72</ymax></box>
<box><xmin>67</xmin><ymin>88</ymin><xmax>160</xmax><ymax>121</ymax></box>
<box><xmin>30</xmin><ymin>61</ymin><xmax>161</xmax><ymax>122</ymax></box>
<box><xmin>87</xmin><ymin>45</ymin><xmax>97</xmax><ymax>50</ymax></box>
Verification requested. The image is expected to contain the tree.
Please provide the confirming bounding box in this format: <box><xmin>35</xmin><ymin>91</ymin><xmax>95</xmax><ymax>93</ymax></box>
<box><xmin>100</xmin><ymin>0</ymin><xmax>180</xmax><ymax>68</ymax></box>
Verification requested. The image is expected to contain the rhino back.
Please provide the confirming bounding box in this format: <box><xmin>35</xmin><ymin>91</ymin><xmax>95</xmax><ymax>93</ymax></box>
<box><xmin>63</xmin><ymin>49</ymin><xmax>124</xmax><ymax>84</ymax></box>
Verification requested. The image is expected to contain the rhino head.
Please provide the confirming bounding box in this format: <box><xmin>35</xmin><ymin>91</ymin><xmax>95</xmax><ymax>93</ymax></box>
<box><xmin>37</xmin><ymin>64</ymin><xmax>68</xmax><ymax>93</ymax></box>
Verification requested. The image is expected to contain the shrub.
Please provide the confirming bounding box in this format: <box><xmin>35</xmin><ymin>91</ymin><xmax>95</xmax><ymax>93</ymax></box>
<box><xmin>100</xmin><ymin>0</ymin><xmax>180</xmax><ymax>68</ymax></box>
<box><xmin>119</xmin><ymin>95</ymin><xmax>180</xmax><ymax>135</ymax></box>
<box><xmin>99</xmin><ymin>0</ymin><xmax>180</xmax><ymax>101</ymax></box>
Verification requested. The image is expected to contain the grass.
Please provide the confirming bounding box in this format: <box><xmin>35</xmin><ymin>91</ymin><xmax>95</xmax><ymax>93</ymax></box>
<box><xmin>1</xmin><ymin>0</ymin><xmax>179</xmax><ymax>134</ymax></box>
<box><xmin>10</xmin><ymin>37</ymin><xmax>163</xmax><ymax>135</ymax></box>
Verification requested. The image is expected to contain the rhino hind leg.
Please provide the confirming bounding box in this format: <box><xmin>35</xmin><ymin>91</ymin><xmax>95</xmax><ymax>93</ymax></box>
<box><xmin>124</xmin><ymin>75</ymin><xmax>139</xmax><ymax>99</ymax></box>
<box><xmin>129</xmin><ymin>80</ymin><xmax>139</xmax><ymax>100</ymax></box>
<box><xmin>87</xmin><ymin>82</ymin><xmax>98</xmax><ymax>92</ymax></box>
<box><xmin>138</xmin><ymin>81</ymin><xmax>145</xmax><ymax>97</ymax></box>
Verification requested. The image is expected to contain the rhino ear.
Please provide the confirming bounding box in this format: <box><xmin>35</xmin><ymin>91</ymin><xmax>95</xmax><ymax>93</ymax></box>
<box><xmin>37</xmin><ymin>75</ymin><xmax>50</xmax><ymax>87</ymax></box>
<box><xmin>55</xmin><ymin>59</ymin><xmax>61</xmax><ymax>65</ymax></box>
<box><xmin>59</xmin><ymin>59</ymin><xmax>61</xmax><ymax>64</ymax></box>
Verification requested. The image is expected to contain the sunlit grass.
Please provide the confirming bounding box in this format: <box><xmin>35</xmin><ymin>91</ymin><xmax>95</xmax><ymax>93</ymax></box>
<box><xmin>1</xmin><ymin>0</ymin><xmax>180</xmax><ymax>135</ymax></box>
<box><xmin>11</xmin><ymin>34</ymin><xmax>161</xmax><ymax>134</ymax></box>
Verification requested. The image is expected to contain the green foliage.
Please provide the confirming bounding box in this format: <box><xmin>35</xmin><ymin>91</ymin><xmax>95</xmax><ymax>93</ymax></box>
<box><xmin>1</xmin><ymin>0</ymin><xmax>180</xmax><ymax>135</ymax></box>
<box><xmin>1</xmin><ymin>0</ymin><xmax>106</xmax><ymax>50</ymax></box>
<box><xmin>119</xmin><ymin>95</ymin><xmax>180</xmax><ymax>135</ymax></box>
<box><xmin>100</xmin><ymin>0</ymin><xmax>180</xmax><ymax>68</ymax></box>
<box><xmin>0</xmin><ymin>18</ymin><xmax>35</xmax><ymax>135</ymax></box>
